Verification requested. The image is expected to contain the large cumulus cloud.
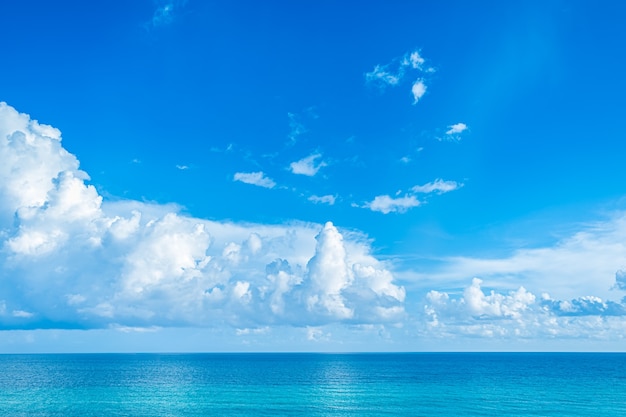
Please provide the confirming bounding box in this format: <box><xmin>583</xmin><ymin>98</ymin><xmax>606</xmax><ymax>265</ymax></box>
<box><xmin>0</xmin><ymin>102</ymin><xmax>405</xmax><ymax>330</ymax></box>
<box><xmin>422</xmin><ymin>278</ymin><xmax>626</xmax><ymax>339</ymax></box>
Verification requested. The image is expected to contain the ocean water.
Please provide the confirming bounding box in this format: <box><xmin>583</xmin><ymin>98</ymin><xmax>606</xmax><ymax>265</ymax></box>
<box><xmin>0</xmin><ymin>353</ymin><xmax>625</xmax><ymax>416</ymax></box>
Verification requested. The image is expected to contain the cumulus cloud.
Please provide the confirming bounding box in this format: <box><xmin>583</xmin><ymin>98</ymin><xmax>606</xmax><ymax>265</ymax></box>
<box><xmin>308</xmin><ymin>195</ymin><xmax>336</xmax><ymax>205</ymax></box>
<box><xmin>0</xmin><ymin>102</ymin><xmax>404</xmax><ymax>331</ymax></box>
<box><xmin>304</xmin><ymin>223</ymin><xmax>354</xmax><ymax>319</ymax></box>
<box><xmin>233</xmin><ymin>171</ymin><xmax>276</xmax><ymax>188</ymax></box>
<box><xmin>411</xmin><ymin>80</ymin><xmax>427</xmax><ymax>104</ymax></box>
<box><xmin>412</xmin><ymin>179</ymin><xmax>462</xmax><ymax>194</ymax></box>
<box><xmin>446</xmin><ymin>123</ymin><xmax>468</xmax><ymax>135</ymax></box>
<box><xmin>422</xmin><ymin>278</ymin><xmax>626</xmax><ymax>339</ymax></box>
<box><xmin>289</xmin><ymin>153</ymin><xmax>327</xmax><ymax>176</ymax></box>
<box><xmin>365</xmin><ymin>195</ymin><xmax>420</xmax><ymax>214</ymax></box>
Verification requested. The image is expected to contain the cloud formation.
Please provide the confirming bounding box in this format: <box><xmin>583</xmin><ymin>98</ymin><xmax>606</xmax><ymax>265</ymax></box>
<box><xmin>365</xmin><ymin>195</ymin><xmax>420</xmax><ymax>214</ymax></box>
<box><xmin>0</xmin><ymin>103</ymin><xmax>404</xmax><ymax>331</ymax></box>
<box><xmin>422</xmin><ymin>277</ymin><xmax>626</xmax><ymax>339</ymax></box>
<box><xmin>289</xmin><ymin>153</ymin><xmax>327</xmax><ymax>176</ymax></box>
<box><xmin>366</xmin><ymin>50</ymin><xmax>434</xmax><ymax>104</ymax></box>
<box><xmin>414</xmin><ymin>213</ymin><xmax>626</xmax><ymax>301</ymax></box>
<box><xmin>233</xmin><ymin>171</ymin><xmax>276</xmax><ymax>188</ymax></box>
<box><xmin>365</xmin><ymin>179</ymin><xmax>462</xmax><ymax>214</ymax></box>
<box><xmin>411</xmin><ymin>80</ymin><xmax>427</xmax><ymax>104</ymax></box>
<box><xmin>308</xmin><ymin>195</ymin><xmax>336</xmax><ymax>205</ymax></box>
<box><xmin>412</xmin><ymin>179</ymin><xmax>461</xmax><ymax>194</ymax></box>
<box><xmin>439</xmin><ymin>122</ymin><xmax>469</xmax><ymax>141</ymax></box>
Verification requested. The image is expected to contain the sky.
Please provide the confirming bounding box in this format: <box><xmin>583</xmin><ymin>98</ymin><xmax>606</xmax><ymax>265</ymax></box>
<box><xmin>1</xmin><ymin>0</ymin><xmax>626</xmax><ymax>352</ymax></box>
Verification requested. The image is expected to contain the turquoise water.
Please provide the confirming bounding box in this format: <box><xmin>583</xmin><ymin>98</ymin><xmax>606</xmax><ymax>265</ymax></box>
<box><xmin>0</xmin><ymin>353</ymin><xmax>625</xmax><ymax>416</ymax></box>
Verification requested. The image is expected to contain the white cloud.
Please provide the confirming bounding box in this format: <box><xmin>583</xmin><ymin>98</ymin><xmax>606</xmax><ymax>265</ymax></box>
<box><xmin>176</xmin><ymin>165</ymin><xmax>189</xmax><ymax>170</ymax></box>
<box><xmin>406</xmin><ymin>51</ymin><xmax>425</xmax><ymax>69</ymax></box>
<box><xmin>0</xmin><ymin>102</ymin><xmax>404</xmax><ymax>331</ymax></box>
<box><xmin>365</xmin><ymin>65</ymin><xmax>402</xmax><ymax>87</ymax></box>
<box><xmin>308</xmin><ymin>195</ymin><xmax>336</xmax><ymax>205</ymax></box>
<box><xmin>411</xmin><ymin>80</ymin><xmax>427</xmax><ymax>104</ymax></box>
<box><xmin>12</xmin><ymin>310</ymin><xmax>34</xmax><ymax>318</ymax></box>
<box><xmin>365</xmin><ymin>50</ymin><xmax>433</xmax><ymax>99</ymax></box>
<box><xmin>439</xmin><ymin>122</ymin><xmax>469</xmax><ymax>141</ymax></box>
<box><xmin>304</xmin><ymin>222</ymin><xmax>354</xmax><ymax>319</ymax></box>
<box><xmin>446</xmin><ymin>123</ymin><xmax>468</xmax><ymax>135</ymax></box>
<box><xmin>364</xmin><ymin>179</ymin><xmax>460</xmax><ymax>214</ymax></box>
<box><xmin>365</xmin><ymin>195</ymin><xmax>420</xmax><ymax>214</ymax></box>
<box><xmin>289</xmin><ymin>153</ymin><xmax>327</xmax><ymax>176</ymax></box>
<box><xmin>233</xmin><ymin>171</ymin><xmax>276</xmax><ymax>188</ymax></box>
<box><xmin>409</xmin><ymin>213</ymin><xmax>626</xmax><ymax>302</ymax></box>
<box><xmin>412</xmin><ymin>179</ymin><xmax>462</xmax><ymax>194</ymax></box>
<box><xmin>422</xmin><ymin>277</ymin><xmax>626</xmax><ymax>339</ymax></box>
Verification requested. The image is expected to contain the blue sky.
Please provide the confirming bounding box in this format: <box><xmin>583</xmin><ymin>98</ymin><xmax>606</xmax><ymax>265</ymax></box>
<box><xmin>1</xmin><ymin>0</ymin><xmax>626</xmax><ymax>352</ymax></box>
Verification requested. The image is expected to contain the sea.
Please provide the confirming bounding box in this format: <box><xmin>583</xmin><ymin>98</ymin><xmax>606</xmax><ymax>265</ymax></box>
<box><xmin>0</xmin><ymin>353</ymin><xmax>624</xmax><ymax>416</ymax></box>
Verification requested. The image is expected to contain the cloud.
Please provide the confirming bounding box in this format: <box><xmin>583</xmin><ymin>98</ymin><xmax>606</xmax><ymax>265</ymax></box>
<box><xmin>289</xmin><ymin>153</ymin><xmax>327</xmax><ymax>176</ymax></box>
<box><xmin>541</xmin><ymin>294</ymin><xmax>626</xmax><ymax>317</ymax></box>
<box><xmin>308</xmin><ymin>195</ymin><xmax>336</xmax><ymax>205</ymax></box>
<box><xmin>287</xmin><ymin>112</ymin><xmax>306</xmax><ymax>144</ymax></box>
<box><xmin>422</xmin><ymin>278</ymin><xmax>626</xmax><ymax>339</ymax></box>
<box><xmin>147</xmin><ymin>0</ymin><xmax>187</xmax><ymax>28</ymax></box>
<box><xmin>364</xmin><ymin>178</ymin><xmax>461</xmax><ymax>214</ymax></box>
<box><xmin>365</xmin><ymin>195</ymin><xmax>420</xmax><ymax>214</ymax></box>
<box><xmin>439</xmin><ymin>122</ymin><xmax>469</xmax><ymax>141</ymax></box>
<box><xmin>408</xmin><ymin>213</ymin><xmax>626</xmax><ymax>304</ymax></box>
<box><xmin>615</xmin><ymin>270</ymin><xmax>626</xmax><ymax>290</ymax></box>
<box><xmin>412</xmin><ymin>179</ymin><xmax>462</xmax><ymax>194</ymax></box>
<box><xmin>176</xmin><ymin>165</ymin><xmax>189</xmax><ymax>170</ymax></box>
<box><xmin>409</xmin><ymin>51</ymin><xmax>425</xmax><ymax>69</ymax></box>
<box><xmin>0</xmin><ymin>102</ymin><xmax>404</xmax><ymax>331</ymax></box>
<box><xmin>365</xmin><ymin>65</ymin><xmax>402</xmax><ymax>87</ymax></box>
<box><xmin>304</xmin><ymin>223</ymin><xmax>354</xmax><ymax>319</ymax></box>
<box><xmin>366</xmin><ymin>50</ymin><xmax>433</xmax><ymax>103</ymax></box>
<box><xmin>411</xmin><ymin>80</ymin><xmax>427</xmax><ymax>104</ymax></box>
<box><xmin>233</xmin><ymin>171</ymin><xmax>276</xmax><ymax>188</ymax></box>
<box><xmin>446</xmin><ymin>123</ymin><xmax>468</xmax><ymax>135</ymax></box>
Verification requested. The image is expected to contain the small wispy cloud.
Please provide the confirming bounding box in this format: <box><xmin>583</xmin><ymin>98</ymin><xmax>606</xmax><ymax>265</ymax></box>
<box><xmin>287</xmin><ymin>112</ymin><xmax>306</xmax><ymax>144</ymax></box>
<box><xmin>365</xmin><ymin>195</ymin><xmax>420</xmax><ymax>214</ymax></box>
<box><xmin>439</xmin><ymin>123</ymin><xmax>469</xmax><ymax>141</ymax></box>
<box><xmin>308</xmin><ymin>195</ymin><xmax>336</xmax><ymax>205</ymax></box>
<box><xmin>146</xmin><ymin>0</ymin><xmax>187</xmax><ymax>29</ymax></box>
<box><xmin>289</xmin><ymin>153</ymin><xmax>327</xmax><ymax>176</ymax></box>
<box><xmin>364</xmin><ymin>178</ymin><xmax>462</xmax><ymax>214</ymax></box>
<box><xmin>366</xmin><ymin>50</ymin><xmax>434</xmax><ymax>104</ymax></box>
<box><xmin>365</xmin><ymin>65</ymin><xmax>402</xmax><ymax>87</ymax></box>
<box><xmin>12</xmin><ymin>310</ymin><xmax>34</xmax><ymax>318</ymax></box>
<box><xmin>233</xmin><ymin>171</ymin><xmax>276</xmax><ymax>189</ymax></box>
<box><xmin>176</xmin><ymin>164</ymin><xmax>189</xmax><ymax>170</ymax></box>
<box><xmin>412</xmin><ymin>179</ymin><xmax>462</xmax><ymax>194</ymax></box>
